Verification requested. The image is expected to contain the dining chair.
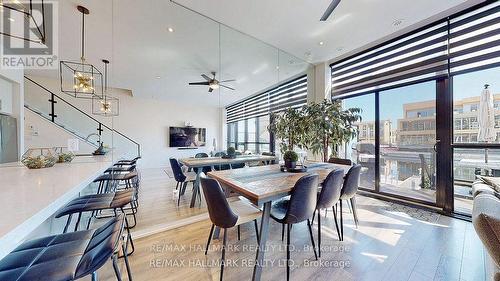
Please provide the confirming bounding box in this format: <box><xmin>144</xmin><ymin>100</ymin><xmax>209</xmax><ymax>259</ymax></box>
<box><xmin>200</xmin><ymin>174</ymin><xmax>261</xmax><ymax>281</ymax></box>
<box><xmin>230</xmin><ymin>151</ymin><xmax>245</xmax><ymax>169</ymax></box>
<box><xmin>261</xmin><ymin>152</ymin><xmax>275</xmax><ymax>165</ymax></box>
<box><xmin>214</xmin><ymin>152</ymin><xmax>230</xmax><ymax>171</ymax></box>
<box><xmin>194</xmin><ymin>152</ymin><xmax>212</xmax><ymax>174</ymax></box>
<box><xmin>270</xmin><ymin>174</ymin><xmax>319</xmax><ymax>281</ymax></box>
<box><xmin>169</xmin><ymin>158</ymin><xmax>197</xmax><ymax>206</ymax></box>
<box><xmin>339</xmin><ymin>164</ymin><xmax>362</xmax><ymax>241</ymax></box>
<box><xmin>313</xmin><ymin>169</ymin><xmax>343</xmax><ymax>253</ymax></box>
<box><xmin>328</xmin><ymin>157</ymin><xmax>353</xmax><ymax>166</ymax></box>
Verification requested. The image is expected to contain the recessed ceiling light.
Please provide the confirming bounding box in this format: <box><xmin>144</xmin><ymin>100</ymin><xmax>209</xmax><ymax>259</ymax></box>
<box><xmin>167</xmin><ymin>27</ymin><xmax>174</xmax><ymax>33</ymax></box>
<box><xmin>8</xmin><ymin>17</ymin><xmax>14</xmax><ymax>22</ymax></box>
<box><xmin>276</xmin><ymin>66</ymin><xmax>280</xmax><ymax>70</ymax></box>
<box><xmin>393</xmin><ymin>19</ymin><xmax>404</xmax><ymax>26</ymax></box>
<box><xmin>318</xmin><ymin>41</ymin><xmax>324</xmax><ymax>46</ymax></box>
<box><xmin>156</xmin><ymin>76</ymin><xmax>161</xmax><ymax>79</ymax></box>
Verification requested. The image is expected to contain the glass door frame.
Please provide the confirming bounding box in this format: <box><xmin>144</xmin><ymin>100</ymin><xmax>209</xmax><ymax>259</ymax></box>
<box><xmin>337</xmin><ymin>77</ymin><xmax>454</xmax><ymax>212</ymax></box>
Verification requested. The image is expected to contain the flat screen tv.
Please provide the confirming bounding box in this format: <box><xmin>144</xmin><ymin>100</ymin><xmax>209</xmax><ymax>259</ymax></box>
<box><xmin>169</xmin><ymin>127</ymin><xmax>206</xmax><ymax>147</ymax></box>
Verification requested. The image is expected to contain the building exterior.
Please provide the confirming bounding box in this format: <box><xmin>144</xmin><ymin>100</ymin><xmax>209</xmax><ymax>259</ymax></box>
<box><xmin>356</xmin><ymin>120</ymin><xmax>392</xmax><ymax>145</ymax></box>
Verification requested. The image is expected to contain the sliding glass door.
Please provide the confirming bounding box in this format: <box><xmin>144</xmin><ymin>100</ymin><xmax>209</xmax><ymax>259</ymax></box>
<box><xmin>378</xmin><ymin>81</ymin><xmax>437</xmax><ymax>203</ymax></box>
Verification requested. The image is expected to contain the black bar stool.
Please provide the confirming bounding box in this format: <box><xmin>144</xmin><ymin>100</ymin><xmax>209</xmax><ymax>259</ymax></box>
<box><xmin>0</xmin><ymin>215</ymin><xmax>132</xmax><ymax>281</ymax></box>
<box><xmin>54</xmin><ymin>190</ymin><xmax>137</xmax><ymax>256</ymax></box>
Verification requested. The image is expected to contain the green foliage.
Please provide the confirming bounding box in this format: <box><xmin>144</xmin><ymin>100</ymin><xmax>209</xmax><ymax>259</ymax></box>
<box><xmin>227</xmin><ymin>146</ymin><xmax>236</xmax><ymax>155</ymax></box>
<box><xmin>267</xmin><ymin>106</ymin><xmax>308</xmax><ymax>154</ymax></box>
<box><xmin>283</xmin><ymin>150</ymin><xmax>298</xmax><ymax>162</ymax></box>
<box><xmin>268</xmin><ymin>99</ymin><xmax>362</xmax><ymax>161</ymax></box>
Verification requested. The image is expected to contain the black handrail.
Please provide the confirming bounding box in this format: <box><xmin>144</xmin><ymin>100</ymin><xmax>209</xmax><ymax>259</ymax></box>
<box><xmin>24</xmin><ymin>76</ymin><xmax>141</xmax><ymax>157</ymax></box>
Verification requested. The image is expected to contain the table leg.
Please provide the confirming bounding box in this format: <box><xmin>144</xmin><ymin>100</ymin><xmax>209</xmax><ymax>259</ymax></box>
<box><xmin>190</xmin><ymin>168</ymin><xmax>202</xmax><ymax>208</ymax></box>
<box><xmin>252</xmin><ymin>201</ymin><xmax>271</xmax><ymax>281</ymax></box>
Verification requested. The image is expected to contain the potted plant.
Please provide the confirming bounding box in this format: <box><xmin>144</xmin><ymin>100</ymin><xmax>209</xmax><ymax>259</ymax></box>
<box><xmin>283</xmin><ymin>150</ymin><xmax>298</xmax><ymax>169</ymax></box>
<box><xmin>226</xmin><ymin>147</ymin><xmax>236</xmax><ymax>159</ymax></box>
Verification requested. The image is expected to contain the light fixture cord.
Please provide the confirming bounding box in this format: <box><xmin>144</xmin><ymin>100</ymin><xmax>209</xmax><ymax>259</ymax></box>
<box><xmin>81</xmin><ymin>10</ymin><xmax>85</xmax><ymax>61</ymax></box>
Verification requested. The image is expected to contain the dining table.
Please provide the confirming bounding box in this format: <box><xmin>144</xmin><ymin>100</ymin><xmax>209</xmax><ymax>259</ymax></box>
<box><xmin>207</xmin><ymin>162</ymin><xmax>351</xmax><ymax>281</ymax></box>
<box><xmin>178</xmin><ymin>154</ymin><xmax>277</xmax><ymax>208</ymax></box>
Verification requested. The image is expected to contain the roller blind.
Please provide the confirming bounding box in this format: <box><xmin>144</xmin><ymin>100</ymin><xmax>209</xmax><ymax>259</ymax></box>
<box><xmin>226</xmin><ymin>75</ymin><xmax>307</xmax><ymax>123</ymax></box>
<box><xmin>449</xmin><ymin>1</ymin><xmax>500</xmax><ymax>74</ymax></box>
<box><xmin>331</xmin><ymin>1</ymin><xmax>500</xmax><ymax>97</ymax></box>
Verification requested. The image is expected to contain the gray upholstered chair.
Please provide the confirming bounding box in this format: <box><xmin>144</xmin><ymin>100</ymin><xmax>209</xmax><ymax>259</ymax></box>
<box><xmin>339</xmin><ymin>164</ymin><xmax>362</xmax><ymax>240</ymax></box>
<box><xmin>200</xmin><ymin>174</ymin><xmax>261</xmax><ymax>281</ymax></box>
<box><xmin>314</xmin><ymin>169</ymin><xmax>344</xmax><ymax>254</ymax></box>
<box><xmin>472</xmin><ymin>193</ymin><xmax>500</xmax><ymax>281</ymax></box>
<box><xmin>169</xmin><ymin>158</ymin><xmax>196</xmax><ymax>206</ymax></box>
<box><xmin>270</xmin><ymin>174</ymin><xmax>319</xmax><ymax>281</ymax></box>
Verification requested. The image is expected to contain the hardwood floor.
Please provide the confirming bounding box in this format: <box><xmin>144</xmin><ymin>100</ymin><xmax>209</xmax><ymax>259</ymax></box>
<box><xmin>93</xmin><ymin>168</ymin><xmax>488</xmax><ymax>281</ymax></box>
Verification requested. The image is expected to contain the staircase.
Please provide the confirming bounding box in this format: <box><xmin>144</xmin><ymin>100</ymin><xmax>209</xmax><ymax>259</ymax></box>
<box><xmin>24</xmin><ymin>76</ymin><xmax>141</xmax><ymax>157</ymax></box>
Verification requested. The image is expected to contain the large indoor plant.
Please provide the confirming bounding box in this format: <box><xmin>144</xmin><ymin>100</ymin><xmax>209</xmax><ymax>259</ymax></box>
<box><xmin>267</xmin><ymin>107</ymin><xmax>308</xmax><ymax>154</ymax></box>
<box><xmin>305</xmin><ymin>99</ymin><xmax>362</xmax><ymax>162</ymax></box>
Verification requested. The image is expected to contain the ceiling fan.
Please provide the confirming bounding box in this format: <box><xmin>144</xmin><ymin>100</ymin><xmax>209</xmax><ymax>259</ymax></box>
<box><xmin>188</xmin><ymin>72</ymin><xmax>236</xmax><ymax>93</ymax></box>
<box><xmin>320</xmin><ymin>0</ymin><xmax>341</xmax><ymax>21</ymax></box>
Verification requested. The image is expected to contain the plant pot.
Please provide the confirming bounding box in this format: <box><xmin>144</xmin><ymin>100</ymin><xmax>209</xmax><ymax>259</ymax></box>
<box><xmin>284</xmin><ymin>160</ymin><xmax>296</xmax><ymax>169</ymax></box>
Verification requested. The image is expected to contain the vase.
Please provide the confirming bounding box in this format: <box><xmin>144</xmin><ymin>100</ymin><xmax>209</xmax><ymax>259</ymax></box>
<box><xmin>284</xmin><ymin>160</ymin><xmax>296</xmax><ymax>169</ymax></box>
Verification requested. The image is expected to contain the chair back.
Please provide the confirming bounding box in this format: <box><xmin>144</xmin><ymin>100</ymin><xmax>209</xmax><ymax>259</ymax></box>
<box><xmin>328</xmin><ymin>158</ymin><xmax>352</xmax><ymax>166</ymax></box>
<box><xmin>284</xmin><ymin>174</ymin><xmax>319</xmax><ymax>224</ymax></box>
<box><xmin>317</xmin><ymin>169</ymin><xmax>344</xmax><ymax>209</ymax></box>
<box><xmin>341</xmin><ymin>164</ymin><xmax>361</xmax><ymax>199</ymax></box>
<box><xmin>195</xmin><ymin>153</ymin><xmax>209</xmax><ymax>158</ymax></box>
<box><xmin>200</xmin><ymin>174</ymin><xmax>238</xmax><ymax>228</ymax></box>
<box><xmin>169</xmin><ymin>158</ymin><xmax>186</xmax><ymax>182</ymax></box>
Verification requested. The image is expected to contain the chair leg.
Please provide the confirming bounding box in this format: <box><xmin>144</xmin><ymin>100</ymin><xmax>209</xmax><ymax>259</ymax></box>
<box><xmin>281</xmin><ymin>223</ymin><xmax>285</xmax><ymax>241</ymax></box>
<box><xmin>205</xmin><ymin>224</ymin><xmax>215</xmax><ymax>255</ymax></box>
<box><xmin>332</xmin><ymin>205</ymin><xmax>341</xmax><ymax>241</ymax></box>
<box><xmin>91</xmin><ymin>271</ymin><xmax>98</xmax><ymax>281</ymax></box>
<box><xmin>237</xmin><ymin>225</ymin><xmax>241</xmax><ymax>241</ymax></box>
<box><xmin>112</xmin><ymin>254</ymin><xmax>123</xmax><ymax>281</ymax></box>
<box><xmin>350</xmin><ymin>196</ymin><xmax>359</xmax><ymax>228</ymax></box>
<box><xmin>340</xmin><ymin>199</ymin><xmax>344</xmax><ymax>241</ymax></box>
<box><xmin>122</xmin><ymin>238</ymin><xmax>133</xmax><ymax>281</ymax></box>
<box><xmin>317</xmin><ymin>210</ymin><xmax>321</xmax><ymax>258</ymax></box>
<box><xmin>175</xmin><ymin>182</ymin><xmax>179</xmax><ymax>190</ymax></box>
<box><xmin>220</xmin><ymin>228</ymin><xmax>228</xmax><ymax>281</ymax></box>
<box><xmin>286</xmin><ymin>224</ymin><xmax>291</xmax><ymax>281</ymax></box>
<box><xmin>254</xmin><ymin>219</ymin><xmax>260</xmax><ymax>244</ymax></box>
<box><xmin>177</xmin><ymin>185</ymin><xmax>182</xmax><ymax>206</ymax></box>
<box><xmin>311</xmin><ymin>209</ymin><xmax>316</xmax><ymax>225</ymax></box>
<box><xmin>307</xmin><ymin>219</ymin><xmax>318</xmax><ymax>261</ymax></box>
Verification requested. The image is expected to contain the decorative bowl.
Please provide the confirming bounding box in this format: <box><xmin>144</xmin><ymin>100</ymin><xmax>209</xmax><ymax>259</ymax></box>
<box><xmin>21</xmin><ymin>148</ymin><xmax>58</xmax><ymax>169</ymax></box>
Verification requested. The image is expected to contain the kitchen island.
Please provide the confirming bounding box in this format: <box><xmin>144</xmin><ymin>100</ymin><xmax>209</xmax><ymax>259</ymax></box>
<box><xmin>0</xmin><ymin>154</ymin><xmax>119</xmax><ymax>259</ymax></box>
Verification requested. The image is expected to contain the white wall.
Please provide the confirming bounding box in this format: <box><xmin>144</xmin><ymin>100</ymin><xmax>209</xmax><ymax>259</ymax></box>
<box><xmin>0</xmin><ymin>78</ymin><xmax>13</xmax><ymax>115</ymax></box>
<box><xmin>24</xmin><ymin>109</ymin><xmax>96</xmax><ymax>154</ymax></box>
<box><xmin>25</xmin><ymin>75</ymin><xmax>221</xmax><ymax>168</ymax></box>
<box><xmin>0</xmin><ymin>69</ymin><xmax>24</xmax><ymax>158</ymax></box>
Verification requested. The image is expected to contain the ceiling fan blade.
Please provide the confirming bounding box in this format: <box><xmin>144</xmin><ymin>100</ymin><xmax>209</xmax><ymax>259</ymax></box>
<box><xmin>219</xmin><ymin>79</ymin><xmax>236</xmax><ymax>83</ymax></box>
<box><xmin>320</xmin><ymin>0</ymin><xmax>341</xmax><ymax>21</ymax></box>
<box><xmin>208</xmin><ymin>87</ymin><xmax>214</xmax><ymax>93</ymax></box>
<box><xmin>189</xmin><ymin>82</ymin><xmax>210</xmax><ymax>85</ymax></box>
<box><xmin>201</xmin><ymin>74</ymin><xmax>211</xmax><ymax>81</ymax></box>
<box><xmin>220</xmin><ymin>84</ymin><xmax>235</xmax><ymax>91</ymax></box>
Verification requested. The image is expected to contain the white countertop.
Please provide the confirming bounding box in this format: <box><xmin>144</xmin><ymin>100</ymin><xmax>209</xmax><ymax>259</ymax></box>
<box><xmin>0</xmin><ymin>154</ymin><xmax>119</xmax><ymax>259</ymax></box>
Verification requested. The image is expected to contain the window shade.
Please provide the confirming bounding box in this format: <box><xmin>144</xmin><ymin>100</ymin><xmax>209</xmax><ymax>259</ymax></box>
<box><xmin>449</xmin><ymin>1</ymin><xmax>500</xmax><ymax>75</ymax></box>
<box><xmin>331</xmin><ymin>1</ymin><xmax>500</xmax><ymax>98</ymax></box>
<box><xmin>226</xmin><ymin>75</ymin><xmax>307</xmax><ymax>123</ymax></box>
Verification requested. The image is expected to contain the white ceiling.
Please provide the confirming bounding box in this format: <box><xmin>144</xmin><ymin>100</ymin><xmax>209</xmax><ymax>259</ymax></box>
<box><xmin>27</xmin><ymin>0</ymin><xmax>311</xmax><ymax>107</ymax></box>
<box><xmin>26</xmin><ymin>0</ymin><xmax>483</xmax><ymax>107</ymax></box>
<box><xmin>175</xmin><ymin>0</ymin><xmax>482</xmax><ymax>64</ymax></box>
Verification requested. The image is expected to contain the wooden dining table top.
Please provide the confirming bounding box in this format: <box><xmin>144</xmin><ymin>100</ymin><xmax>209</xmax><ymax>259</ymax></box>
<box><xmin>207</xmin><ymin>162</ymin><xmax>350</xmax><ymax>205</ymax></box>
<box><xmin>179</xmin><ymin>154</ymin><xmax>277</xmax><ymax>168</ymax></box>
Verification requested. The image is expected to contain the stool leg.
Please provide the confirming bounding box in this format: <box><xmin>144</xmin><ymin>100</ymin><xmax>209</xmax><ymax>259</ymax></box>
<box><xmin>112</xmin><ymin>254</ymin><xmax>123</xmax><ymax>281</ymax></box>
<box><xmin>122</xmin><ymin>237</ymin><xmax>133</xmax><ymax>281</ymax></box>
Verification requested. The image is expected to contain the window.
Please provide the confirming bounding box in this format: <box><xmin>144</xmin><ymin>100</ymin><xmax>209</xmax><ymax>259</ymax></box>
<box><xmin>226</xmin><ymin>75</ymin><xmax>308</xmax><ymax>154</ymax></box>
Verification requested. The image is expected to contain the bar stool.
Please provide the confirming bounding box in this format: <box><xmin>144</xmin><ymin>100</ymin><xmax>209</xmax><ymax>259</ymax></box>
<box><xmin>54</xmin><ymin>190</ymin><xmax>137</xmax><ymax>256</ymax></box>
<box><xmin>0</xmin><ymin>215</ymin><xmax>132</xmax><ymax>281</ymax></box>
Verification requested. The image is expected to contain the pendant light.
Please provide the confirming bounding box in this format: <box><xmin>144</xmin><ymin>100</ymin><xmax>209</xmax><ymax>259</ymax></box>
<box><xmin>92</xmin><ymin>59</ymin><xmax>119</xmax><ymax>116</ymax></box>
<box><xmin>59</xmin><ymin>5</ymin><xmax>103</xmax><ymax>99</ymax></box>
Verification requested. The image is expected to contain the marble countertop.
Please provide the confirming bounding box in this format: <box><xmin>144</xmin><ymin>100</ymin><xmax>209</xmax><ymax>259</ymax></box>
<box><xmin>0</xmin><ymin>154</ymin><xmax>120</xmax><ymax>259</ymax></box>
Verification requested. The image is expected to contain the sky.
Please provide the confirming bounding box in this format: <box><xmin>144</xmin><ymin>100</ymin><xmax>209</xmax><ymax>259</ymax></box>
<box><xmin>343</xmin><ymin>67</ymin><xmax>500</xmax><ymax>126</ymax></box>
